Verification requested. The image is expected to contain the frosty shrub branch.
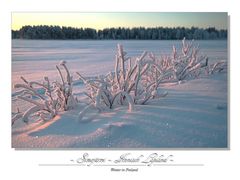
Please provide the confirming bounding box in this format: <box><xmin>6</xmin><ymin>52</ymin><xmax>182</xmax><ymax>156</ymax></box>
<box><xmin>12</xmin><ymin>38</ymin><xmax>227</xmax><ymax>125</ymax></box>
<box><xmin>12</xmin><ymin>61</ymin><xmax>77</xmax><ymax>125</ymax></box>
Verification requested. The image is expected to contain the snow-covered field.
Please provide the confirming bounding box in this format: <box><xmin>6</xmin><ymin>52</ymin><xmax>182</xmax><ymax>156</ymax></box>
<box><xmin>12</xmin><ymin>40</ymin><xmax>227</xmax><ymax>85</ymax></box>
<box><xmin>12</xmin><ymin>40</ymin><xmax>228</xmax><ymax>148</ymax></box>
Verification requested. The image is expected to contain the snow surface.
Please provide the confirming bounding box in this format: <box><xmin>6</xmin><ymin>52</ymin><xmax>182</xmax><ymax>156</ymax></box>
<box><xmin>12</xmin><ymin>40</ymin><xmax>227</xmax><ymax>85</ymax></box>
<box><xmin>12</xmin><ymin>40</ymin><xmax>228</xmax><ymax>148</ymax></box>
<box><xmin>12</xmin><ymin>73</ymin><xmax>227</xmax><ymax>148</ymax></box>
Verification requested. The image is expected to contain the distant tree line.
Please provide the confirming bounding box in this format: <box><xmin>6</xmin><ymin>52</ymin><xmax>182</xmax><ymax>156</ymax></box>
<box><xmin>12</xmin><ymin>25</ymin><xmax>227</xmax><ymax>40</ymax></box>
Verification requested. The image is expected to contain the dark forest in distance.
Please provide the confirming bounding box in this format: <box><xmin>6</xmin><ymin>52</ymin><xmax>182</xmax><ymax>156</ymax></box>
<box><xmin>12</xmin><ymin>25</ymin><xmax>227</xmax><ymax>40</ymax></box>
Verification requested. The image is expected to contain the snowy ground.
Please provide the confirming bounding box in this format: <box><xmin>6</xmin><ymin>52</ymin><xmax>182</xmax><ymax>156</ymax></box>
<box><xmin>12</xmin><ymin>73</ymin><xmax>227</xmax><ymax>148</ymax></box>
<box><xmin>12</xmin><ymin>40</ymin><xmax>227</xmax><ymax>85</ymax></box>
<box><xmin>12</xmin><ymin>40</ymin><xmax>228</xmax><ymax>148</ymax></box>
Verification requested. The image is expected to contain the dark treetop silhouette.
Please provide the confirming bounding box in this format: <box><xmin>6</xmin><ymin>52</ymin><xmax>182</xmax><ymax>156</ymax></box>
<box><xmin>12</xmin><ymin>25</ymin><xmax>227</xmax><ymax>40</ymax></box>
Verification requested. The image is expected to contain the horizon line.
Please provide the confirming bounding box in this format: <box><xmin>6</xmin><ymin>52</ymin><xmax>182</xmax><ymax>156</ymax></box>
<box><xmin>12</xmin><ymin>25</ymin><xmax>228</xmax><ymax>31</ymax></box>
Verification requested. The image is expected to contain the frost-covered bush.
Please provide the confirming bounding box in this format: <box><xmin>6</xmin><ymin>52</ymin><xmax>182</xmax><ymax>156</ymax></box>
<box><xmin>12</xmin><ymin>61</ymin><xmax>77</xmax><ymax>125</ymax></box>
<box><xmin>139</xmin><ymin>38</ymin><xmax>209</xmax><ymax>88</ymax></box>
<box><xmin>55</xmin><ymin>61</ymin><xmax>77</xmax><ymax>110</ymax></box>
<box><xmin>76</xmin><ymin>44</ymin><xmax>138</xmax><ymax>115</ymax></box>
<box><xmin>76</xmin><ymin>44</ymin><xmax>169</xmax><ymax>121</ymax></box>
<box><xmin>170</xmin><ymin>38</ymin><xmax>209</xmax><ymax>81</ymax></box>
<box><xmin>206</xmin><ymin>60</ymin><xmax>227</xmax><ymax>74</ymax></box>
